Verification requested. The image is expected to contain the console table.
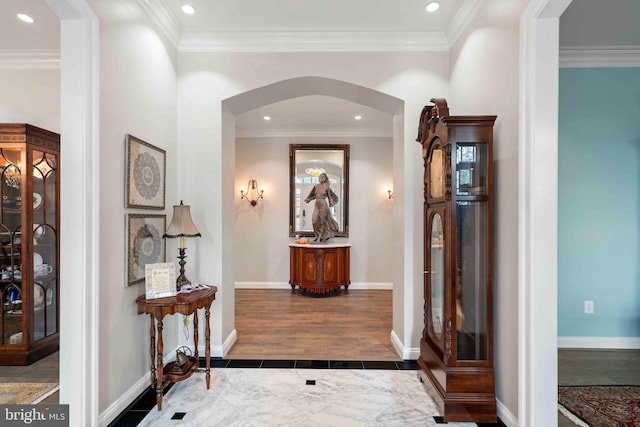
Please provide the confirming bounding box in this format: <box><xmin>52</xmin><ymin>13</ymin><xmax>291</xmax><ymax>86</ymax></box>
<box><xmin>136</xmin><ymin>286</ymin><xmax>217</xmax><ymax>410</ymax></box>
<box><xmin>289</xmin><ymin>243</ymin><xmax>351</xmax><ymax>295</ymax></box>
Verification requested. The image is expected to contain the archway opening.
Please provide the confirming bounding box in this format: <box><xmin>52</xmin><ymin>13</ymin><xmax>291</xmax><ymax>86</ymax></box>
<box><xmin>221</xmin><ymin>76</ymin><xmax>405</xmax><ymax>359</ymax></box>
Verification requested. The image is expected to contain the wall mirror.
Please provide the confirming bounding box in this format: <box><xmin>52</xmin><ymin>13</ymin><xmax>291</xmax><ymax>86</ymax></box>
<box><xmin>289</xmin><ymin>144</ymin><xmax>349</xmax><ymax>237</ymax></box>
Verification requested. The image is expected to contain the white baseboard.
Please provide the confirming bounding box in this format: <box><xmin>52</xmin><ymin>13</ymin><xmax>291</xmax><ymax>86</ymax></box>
<box><xmin>222</xmin><ymin>329</ymin><xmax>237</xmax><ymax>356</ymax></box>
<box><xmin>390</xmin><ymin>331</ymin><xmax>518</xmax><ymax>427</ymax></box>
<box><xmin>390</xmin><ymin>330</ymin><xmax>419</xmax><ymax>360</ymax></box>
<box><xmin>98</xmin><ymin>351</ymin><xmax>177</xmax><ymax>426</ymax></box>
<box><xmin>235</xmin><ymin>282</ymin><xmax>291</xmax><ymax>289</ymax></box>
<box><xmin>558</xmin><ymin>336</ymin><xmax>640</xmax><ymax>349</ymax></box>
<box><xmin>497</xmin><ymin>398</ymin><xmax>518</xmax><ymax>427</ymax></box>
<box><xmin>235</xmin><ymin>282</ymin><xmax>393</xmax><ymax>290</ymax></box>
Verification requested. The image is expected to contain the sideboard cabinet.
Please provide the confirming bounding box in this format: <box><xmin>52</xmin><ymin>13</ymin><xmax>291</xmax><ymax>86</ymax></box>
<box><xmin>0</xmin><ymin>124</ymin><xmax>60</xmax><ymax>365</ymax></box>
<box><xmin>416</xmin><ymin>99</ymin><xmax>497</xmax><ymax>422</ymax></box>
<box><xmin>289</xmin><ymin>243</ymin><xmax>350</xmax><ymax>294</ymax></box>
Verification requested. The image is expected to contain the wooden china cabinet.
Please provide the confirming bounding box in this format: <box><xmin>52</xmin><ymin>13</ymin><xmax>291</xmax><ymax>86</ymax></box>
<box><xmin>415</xmin><ymin>99</ymin><xmax>497</xmax><ymax>422</ymax></box>
<box><xmin>0</xmin><ymin>124</ymin><xmax>60</xmax><ymax>365</ymax></box>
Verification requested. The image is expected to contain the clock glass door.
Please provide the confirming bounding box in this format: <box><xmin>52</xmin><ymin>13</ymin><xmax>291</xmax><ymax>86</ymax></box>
<box><xmin>429</xmin><ymin>212</ymin><xmax>444</xmax><ymax>343</ymax></box>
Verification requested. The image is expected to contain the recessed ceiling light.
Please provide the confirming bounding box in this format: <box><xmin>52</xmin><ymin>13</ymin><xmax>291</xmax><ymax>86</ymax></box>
<box><xmin>181</xmin><ymin>4</ymin><xmax>196</xmax><ymax>15</ymax></box>
<box><xmin>263</xmin><ymin>116</ymin><xmax>271</xmax><ymax>121</ymax></box>
<box><xmin>17</xmin><ymin>13</ymin><xmax>34</xmax><ymax>23</ymax></box>
<box><xmin>425</xmin><ymin>2</ymin><xmax>440</xmax><ymax>13</ymax></box>
<box><xmin>354</xmin><ymin>115</ymin><xmax>362</xmax><ymax>120</ymax></box>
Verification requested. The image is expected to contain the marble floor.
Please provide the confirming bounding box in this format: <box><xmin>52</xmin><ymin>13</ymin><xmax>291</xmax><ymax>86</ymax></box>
<box><xmin>110</xmin><ymin>359</ymin><xmax>505</xmax><ymax>427</ymax></box>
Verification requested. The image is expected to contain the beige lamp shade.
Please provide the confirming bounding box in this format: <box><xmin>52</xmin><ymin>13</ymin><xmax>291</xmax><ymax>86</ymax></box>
<box><xmin>163</xmin><ymin>201</ymin><xmax>201</xmax><ymax>240</ymax></box>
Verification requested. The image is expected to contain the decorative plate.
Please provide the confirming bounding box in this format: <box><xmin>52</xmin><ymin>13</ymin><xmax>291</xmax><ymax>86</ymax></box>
<box><xmin>34</xmin><ymin>285</ymin><xmax>44</xmax><ymax>307</ymax></box>
<box><xmin>33</xmin><ymin>193</ymin><xmax>42</xmax><ymax>210</ymax></box>
<box><xmin>33</xmin><ymin>224</ymin><xmax>45</xmax><ymax>239</ymax></box>
<box><xmin>34</xmin><ymin>252</ymin><xmax>43</xmax><ymax>267</ymax></box>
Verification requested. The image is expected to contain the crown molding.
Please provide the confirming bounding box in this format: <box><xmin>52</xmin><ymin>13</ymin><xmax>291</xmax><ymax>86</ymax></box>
<box><xmin>446</xmin><ymin>0</ymin><xmax>483</xmax><ymax>47</ymax></box>
<box><xmin>0</xmin><ymin>50</ymin><xmax>60</xmax><ymax>69</ymax></box>
<box><xmin>560</xmin><ymin>46</ymin><xmax>640</xmax><ymax>68</ymax></box>
<box><xmin>235</xmin><ymin>128</ymin><xmax>393</xmax><ymax>139</ymax></box>
<box><xmin>179</xmin><ymin>31</ymin><xmax>449</xmax><ymax>53</ymax></box>
<box><xmin>134</xmin><ymin>0</ymin><xmax>182</xmax><ymax>48</ymax></box>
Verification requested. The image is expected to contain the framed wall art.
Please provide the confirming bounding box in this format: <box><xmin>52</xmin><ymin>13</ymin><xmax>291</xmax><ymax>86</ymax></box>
<box><xmin>126</xmin><ymin>134</ymin><xmax>166</xmax><ymax>209</ymax></box>
<box><xmin>126</xmin><ymin>214</ymin><xmax>166</xmax><ymax>287</ymax></box>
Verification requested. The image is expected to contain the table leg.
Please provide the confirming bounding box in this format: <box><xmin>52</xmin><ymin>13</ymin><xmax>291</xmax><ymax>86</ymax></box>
<box><xmin>205</xmin><ymin>306</ymin><xmax>211</xmax><ymax>389</ymax></box>
<box><xmin>193</xmin><ymin>311</ymin><xmax>199</xmax><ymax>359</ymax></box>
<box><xmin>149</xmin><ymin>315</ymin><xmax>156</xmax><ymax>389</ymax></box>
<box><xmin>156</xmin><ymin>318</ymin><xmax>164</xmax><ymax>410</ymax></box>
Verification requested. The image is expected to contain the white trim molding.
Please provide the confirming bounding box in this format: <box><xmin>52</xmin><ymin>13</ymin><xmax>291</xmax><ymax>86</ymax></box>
<box><xmin>235</xmin><ymin>128</ymin><xmax>393</xmax><ymax>139</ymax></box>
<box><xmin>134</xmin><ymin>0</ymin><xmax>182</xmax><ymax>48</ymax></box>
<box><xmin>497</xmin><ymin>399</ymin><xmax>518</xmax><ymax>427</ymax></box>
<box><xmin>519</xmin><ymin>0</ymin><xmax>572</xmax><ymax>425</ymax></box>
<box><xmin>445</xmin><ymin>0</ymin><xmax>484</xmax><ymax>46</ymax></box>
<box><xmin>559</xmin><ymin>336</ymin><xmax>640</xmax><ymax>349</ymax></box>
<box><xmin>222</xmin><ymin>329</ymin><xmax>238</xmax><ymax>357</ymax></box>
<box><xmin>390</xmin><ymin>330</ymin><xmax>419</xmax><ymax>360</ymax></box>
<box><xmin>98</xmin><ymin>351</ymin><xmax>177</xmax><ymax>426</ymax></box>
<box><xmin>0</xmin><ymin>49</ymin><xmax>60</xmax><ymax>69</ymax></box>
<box><xmin>560</xmin><ymin>46</ymin><xmax>640</xmax><ymax>68</ymax></box>
<box><xmin>180</xmin><ymin>31</ymin><xmax>449</xmax><ymax>53</ymax></box>
<box><xmin>98</xmin><ymin>373</ymin><xmax>149</xmax><ymax>426</ymax></box>
<box><xmin>234</xmin><ymin>282</ymin><xmax>393</xmax><ymax>290</ymax></box>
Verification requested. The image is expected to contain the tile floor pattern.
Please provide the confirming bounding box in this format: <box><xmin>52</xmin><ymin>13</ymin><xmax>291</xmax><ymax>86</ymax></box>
<box><xmin>109</xmin><ymin>359</ymin><xmax>505</xmax><ymax>427</ymax></box>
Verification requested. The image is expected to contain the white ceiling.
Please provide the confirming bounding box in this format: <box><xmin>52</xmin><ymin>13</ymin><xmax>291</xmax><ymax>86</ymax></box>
<box><xmin>163</xmin><ymin>0</ymin><xmax>465</xmax><ymax>33</ymax></box>
<box><xmin>1</xmin><ymin>0</ymin><xmax>638</xmax><ymax>135</ymax></box>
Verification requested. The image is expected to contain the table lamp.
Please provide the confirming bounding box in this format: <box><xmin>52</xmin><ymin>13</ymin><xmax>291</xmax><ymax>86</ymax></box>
<box><xmin>163</xmin><ymin>200</ymin><xmax>201</xmax><ymax>291</ymax></box>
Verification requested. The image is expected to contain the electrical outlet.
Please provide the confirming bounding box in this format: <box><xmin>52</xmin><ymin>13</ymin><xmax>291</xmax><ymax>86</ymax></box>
<box><xmin>584</xmin><ymin>300</ymin><xmax>594</xmax><ymax>314</ymax></box>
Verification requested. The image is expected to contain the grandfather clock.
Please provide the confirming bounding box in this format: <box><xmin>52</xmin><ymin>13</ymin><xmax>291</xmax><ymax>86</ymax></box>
<box><xmin>416</xmin><ymin>99</ymin><xmax>497</xmax><ymax>422</ymax></box>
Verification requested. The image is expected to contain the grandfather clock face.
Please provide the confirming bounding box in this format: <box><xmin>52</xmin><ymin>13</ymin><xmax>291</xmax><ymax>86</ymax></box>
<box><xmin>429</xmin><ymin>144</ymin><xmax>444</xmax><ymax>199</ymax></box>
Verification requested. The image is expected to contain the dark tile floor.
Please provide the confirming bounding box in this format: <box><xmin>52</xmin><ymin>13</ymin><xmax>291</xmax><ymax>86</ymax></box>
<box><xmin>107</xmin><ymin>358</ymin><xmax>505</xmax><ymax>427</ymax></box>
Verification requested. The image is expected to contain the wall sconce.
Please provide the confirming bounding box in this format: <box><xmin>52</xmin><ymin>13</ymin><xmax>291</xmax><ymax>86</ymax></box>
<box><xmin>387</xmin><ymin>189</ymin><xmax>394</xmax><ymax>199</ymax></box>
<box><xmin>240</xmin><ymin>179</ymin><xmax>264</xmax><ymax>206</ymax></box>
<box><xmin>163</xmin><ymin>200</ymin><xmax>201</xmax><ymax>291</ymax></box>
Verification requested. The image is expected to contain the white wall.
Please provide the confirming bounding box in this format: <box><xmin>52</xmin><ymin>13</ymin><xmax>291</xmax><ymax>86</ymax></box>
<box><xmin>88</xmin><ymin>0</ymin><xmax>179</xmax><ymax>415</ymax></box>
<box><xmin>234</xmin><ymin>136</ymin><xmax>394</xmax><ymax>286</ymax></box>
<box><xmin>0</xmin><ymin>69</ymin><xmax>60</xmax><ymax>132</ymax></box>
<box><xmin>448</xmin><ymin>0</ymin><xmax>527</xmax><ymax>423</ymax></box>
<box><xmin>178</xmin><ymin>51</ymin><xmax>449</xmax><ymax>357</ymax></box>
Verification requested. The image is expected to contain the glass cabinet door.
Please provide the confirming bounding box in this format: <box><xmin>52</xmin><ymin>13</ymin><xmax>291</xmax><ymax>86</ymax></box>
<box><xmin>456</xmin><ymin>144</ymin><xmax>487</xmax><ymax>196</ymax></box>
<box><xmin>0</xmin><ymin>148</ymin><xmax>24</xmax><ymax>346</ymax></box>
<box><xmin>32</xmin><ymin>149</ymin><xmax>58</xmax><ymax>341</ymax></box>
<box><xmin>455</xmin><ymin>201</ymin><xmax>488</xmax><ymax>360</ymax></box>
<box><xmin>429</xmin><ymin>212</ymin><xmax>445</xmax><ymax>343</ymax></box>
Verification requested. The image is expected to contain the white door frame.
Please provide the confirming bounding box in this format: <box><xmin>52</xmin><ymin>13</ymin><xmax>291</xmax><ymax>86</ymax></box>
<box><xmin>44</xmin><ymin>0</ymin><xmax>100</xmax><ymax>425</ymax></box>
<box><xmin>518</xmin><ymin>0</ymin><xmax>572</xmax><ymax>425</ymax></box>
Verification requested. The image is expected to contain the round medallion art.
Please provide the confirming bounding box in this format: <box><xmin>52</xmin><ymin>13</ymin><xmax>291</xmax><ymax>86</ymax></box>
<box><xmin>135</xmin><ymin>223</ymin><xmax>162</xmax><ymax>266</ymax></box>
<box><xmin>133</xmin><ymin>152</ymin><xmax>161</xmax><ymax>200</ymax></box>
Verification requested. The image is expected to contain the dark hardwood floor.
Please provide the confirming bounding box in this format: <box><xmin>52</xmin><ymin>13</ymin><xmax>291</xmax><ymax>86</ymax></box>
<box><xmin>227</xmin><ymin>289</ymin><xmax>399</xmax><ymax>360</ymax></box>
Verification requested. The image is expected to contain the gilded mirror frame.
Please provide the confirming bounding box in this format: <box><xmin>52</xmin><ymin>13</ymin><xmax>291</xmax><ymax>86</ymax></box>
<box><xmin>289</xmin><ymin>144</ymin><xmax>349</xmax><ymax>238</ymax></box>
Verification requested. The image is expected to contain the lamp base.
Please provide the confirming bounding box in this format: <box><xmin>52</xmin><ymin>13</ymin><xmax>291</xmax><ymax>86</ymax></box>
<box><xmin>175</xmin><ymin>248</ymin><xmax>191</xmax><ymax>292</ymax></box>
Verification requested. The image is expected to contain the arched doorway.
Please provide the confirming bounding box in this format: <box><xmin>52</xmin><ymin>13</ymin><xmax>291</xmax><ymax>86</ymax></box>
<box><xmin>220</xmin><ymin>76</ymin><xmax>410</xmax><ymax>359</ymax></box>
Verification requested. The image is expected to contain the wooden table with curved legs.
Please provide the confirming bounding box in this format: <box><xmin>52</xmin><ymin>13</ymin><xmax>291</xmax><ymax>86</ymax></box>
<box><xmin>136</xmin><ymin>286</ymin><xmax>217</xmax><ymax>410</ymax></box>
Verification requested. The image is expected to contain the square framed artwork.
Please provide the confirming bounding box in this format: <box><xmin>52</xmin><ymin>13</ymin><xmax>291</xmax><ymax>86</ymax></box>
<box><xmin>126</xmin><ymin>134</ymin><xmax>166</xmax><ymax>209</ymax></box>
<box><xmin>127</xmin><ymin>214</ymin><xmax>166</xmax><ymax>287</ymax></box>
